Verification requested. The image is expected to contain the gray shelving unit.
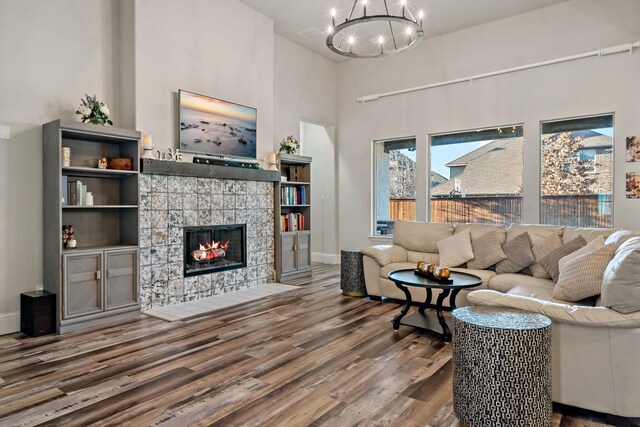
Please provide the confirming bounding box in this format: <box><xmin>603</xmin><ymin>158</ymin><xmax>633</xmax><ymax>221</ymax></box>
<box><xmin>275</xmin><ymin>153</ymin><xmax>312</xmax><ymax>281</ymax></box>
<box><xmin>43</xmin><ymin>120</ymin><xmax>141</xmax><ymax>333</ymax></box>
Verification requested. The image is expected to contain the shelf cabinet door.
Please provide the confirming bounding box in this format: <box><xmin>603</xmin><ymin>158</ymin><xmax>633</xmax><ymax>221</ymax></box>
<box><xmin>296</xmin><ymin>232</ymin><xmax>312</xmax><ymax>271</ymax></box>
<box><xmin>281</xmin><ymin>234</ymin><xmax>297</xmax><ymax>274</ymax></box>
<box><xmin>63</xmin><ymin>252</ymin><xmax>103</xmax><ymax>319</ymax></box>
<box><xmin>104</xmin><ymin>249</ymin><xmax>138</xmax><ymax>310</ymax></box>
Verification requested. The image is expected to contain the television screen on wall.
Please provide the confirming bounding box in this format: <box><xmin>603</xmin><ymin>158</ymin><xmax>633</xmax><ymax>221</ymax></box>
<box><xmin>179</xmin><ymin>89</ymin><xmax>257</xmax><ymax>159</ymax></box>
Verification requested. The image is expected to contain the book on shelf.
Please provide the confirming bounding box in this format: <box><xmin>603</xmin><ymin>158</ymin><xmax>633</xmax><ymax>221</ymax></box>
<box><xmin>280</xmin><ymin>186</ymin><xmax>307</xmax><ymax>205</ymax></box>
<box><xmin>68</xmin><ymin>180</ymin><xmax>82</xmax><ymax>206</ymax></box>
<box><xmin>61</xmin><ymin>176</ymin><xmax>68</xmax><ymax>205</ymax></box>
<box><xmin>281</xmin><ymin>213</ymin><xmax>305</xmax><ymax>232</ymax></box>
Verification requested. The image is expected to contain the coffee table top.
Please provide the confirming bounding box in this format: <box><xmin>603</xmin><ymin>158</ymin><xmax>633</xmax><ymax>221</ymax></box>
<box><xmin>387</xmin><ymin>269</ymin><xmax>482</xmax><ymax>290</ymax></box>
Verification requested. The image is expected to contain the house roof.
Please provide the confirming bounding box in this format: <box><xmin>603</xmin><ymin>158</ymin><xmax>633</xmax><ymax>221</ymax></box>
<box><xmin>432</xmin><ymin>137</ymin><xmax>523</xmax><ymax>197</ymax></box>
<box><xmin>431</xmin><ymin>171</ymin><xmax>447</xmax><ymax>186</ymax></box>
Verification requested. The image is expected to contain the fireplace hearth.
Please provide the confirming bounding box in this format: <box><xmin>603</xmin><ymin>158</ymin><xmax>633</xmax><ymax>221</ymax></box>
<box><xmin>184</xmin><ymin>224</ymin><xmax>247</xmax><ymax>277</ymax></box>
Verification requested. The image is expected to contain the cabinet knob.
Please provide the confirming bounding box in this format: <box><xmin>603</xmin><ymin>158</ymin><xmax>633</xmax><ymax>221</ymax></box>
<box><xmin>96</xmin><ymin>271</ymin><xmax>101</xmax><ymax>280</ymax></box>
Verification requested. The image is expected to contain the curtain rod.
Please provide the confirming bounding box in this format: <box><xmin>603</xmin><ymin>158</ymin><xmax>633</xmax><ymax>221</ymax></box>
<box><xmin>356</xmin><ymin>41</ymin><xmax>640</xmax><ymax>103</ymax></box>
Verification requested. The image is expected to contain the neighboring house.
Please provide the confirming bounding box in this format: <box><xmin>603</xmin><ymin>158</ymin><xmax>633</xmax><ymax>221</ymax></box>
<box><xmin>431</xmin><ymin>132</ymin><xmax>612</xmax><ymax>198</ymax></box>
<box><xmin>431</xmin><ymin>171</ymin><xmax>447</xmax><ymax>188</ymax></box>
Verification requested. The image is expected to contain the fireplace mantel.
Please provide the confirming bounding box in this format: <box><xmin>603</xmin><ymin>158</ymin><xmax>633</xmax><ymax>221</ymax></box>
<box><xmin>141</xmin><ymin>159</ymin><xmax>280</xmax><ymax>182</ymax></box>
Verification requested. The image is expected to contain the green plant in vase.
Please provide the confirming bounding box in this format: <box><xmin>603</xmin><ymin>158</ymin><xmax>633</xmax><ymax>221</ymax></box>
<box><xmin>76</xmin><ymin>94</ymin><xmax>113</xmax><ymax>125</ymax></box>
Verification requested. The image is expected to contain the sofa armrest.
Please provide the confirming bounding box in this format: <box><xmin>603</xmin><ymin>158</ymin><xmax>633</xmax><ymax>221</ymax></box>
<box><xmin>361</xmin><ymin>245</ymin><xmax>408</xmax><ymax>266</ymax></box>
<box><xmin>468</xmin><ymin>290</ymin><xmax>640</xmax><ymax>328</ymax></box>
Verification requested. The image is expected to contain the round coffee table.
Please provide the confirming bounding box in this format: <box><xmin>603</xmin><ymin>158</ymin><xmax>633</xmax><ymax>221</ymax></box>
<box><xmin>387</xmin><ymin>269</ymin><xmax>482</xmax><ymax>341</ymax></box>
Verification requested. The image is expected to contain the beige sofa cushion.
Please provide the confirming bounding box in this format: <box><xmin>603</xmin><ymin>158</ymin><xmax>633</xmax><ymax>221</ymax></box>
<box><xmin>455</xmin><ymin>223</ymin><xmax>507</xmax><ymax>244</ymax></box>
<box><xmin>468</xmin><ymin>290</ymin><xmax>640</xmax><ymax>328</ymax></box>
<box><xmin>553</xmin><ymin>243</ymin><xmax>616</xmax><ymax>302</ymax></box>
<box><xmin>488</xmin><ymin>272</ymin><xmax>555</xmax><ymax>293</ymax></box>
<box><xmin>605</xmin><ymin>230</ymin><xmax>640</xmax><ymax>248</ymax></box>
<box><xmin>361</xmin><ymin>245</ymin><xmax>407</xmax><ymax>266</ymax></box>
<box><xmin>507</xmin><ymin>224</ymin><xmax>564</xmax><ymax>247</ymax></box>
<box><xmin>539</xmin><ymin>236</ymin><xmax>586</xmax><ymax>282</ymax></box>
<box><xmin>601</xmin><ymin>237</ymin><xmax>640</xmax><ymax>313</ymax></box>
<box><xmin>437</xmin><ymin>228</ymin><xmax>474</xmax><ymax>267</ymax></box>
<box><xmin>380</xmin><ymin>262</ymin><xmax>418</xmax><ymax>279</ymax></box>
<box><xmin>406</xmin><ymin>250</ymin><xmax>439</xmax><ymax>264</ymax></box>
<box><xmin>393</xmin><ymin>220</ymin><xmax>454</xmax><ymax>253</ymax></box>
<box><xmin>529</xmin><ymin>233</ymin><xmax>563</xmax><ymax>279</ymax></box>
<box><xmin>563</xmin><ymin>227</ymin><xmax>617</xmax><ymax>243</ymax></box>
<box><xmin>495</xmin><ymin>232</ymin><xmax>535</xmax><ymax>274</ymax></box>
<box><xmin>558</xmin><ymin>235</ymin><xmax>605</xmax><ymax>271</ymax></box>
<box><xmin>467</xmin><ymin>232</ymin><xmax>507</xmax><ymax>270</ymax></box>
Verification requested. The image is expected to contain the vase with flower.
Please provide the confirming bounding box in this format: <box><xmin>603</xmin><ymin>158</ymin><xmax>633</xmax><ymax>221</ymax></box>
<box><xmin>76</xmin><ymin>94</ymin><xmax>113</xmax><ymax>126</ymax></box>
<box><xmin>63</xmin><ymin>225</ymin><xmax>76</xmax><ymax>249</ymax></box>
<box><xmin>279</xmin><ymin>135</ymin><xmax>300</xmax><ymax>154</ymax></box>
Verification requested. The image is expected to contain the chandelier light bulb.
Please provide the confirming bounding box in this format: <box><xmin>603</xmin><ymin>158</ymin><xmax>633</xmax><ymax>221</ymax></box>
<box><xmin>331</xmin><ymin>7</ymin><xmax>337</xmax><ymax>17</ymax></box>
<box><xmin>378</xmin><ymin>35</ymin><xmax>384</xmax><ymax>45</ymax></box>
<box><xmin>328</xmin><ymin>25</ymin><xmax>334</xmax><ymax>34</ymax></box>
<box><xmin>348</xmin><ymin>35</ymin><xmax>355</xmax><ymax>45</ymax></box>
<box><xmin>400</xmin><ymin>0</ymin><xmax>407</xmax><ymax>4</ymax></box>
<box><xmin>405</xmin><ymin>26</ymin><xmax>412</xmax><ymax>36</ymax></box>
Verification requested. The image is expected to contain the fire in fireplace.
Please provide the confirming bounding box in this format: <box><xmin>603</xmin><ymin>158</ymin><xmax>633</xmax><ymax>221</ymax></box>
<box><xmin>183</xmin><ymin>224</ymin><xmax>246</xmax><ymax>277</ymax></box>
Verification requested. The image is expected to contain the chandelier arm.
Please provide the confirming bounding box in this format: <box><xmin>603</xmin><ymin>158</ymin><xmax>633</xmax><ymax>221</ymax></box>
<box><xmin>383</xmin><ymin>0</ymin><xmax>398</xmax><ymax>50</ymax></box>
<box><xmin>405</xmin><ymin>6</ymin><xmax>416</xmax><ymax>22</ymax></box>
<box><xmin>347</xmin><ymin>0</ymin><xmax>358</xmax><ymax>20</ymax></box>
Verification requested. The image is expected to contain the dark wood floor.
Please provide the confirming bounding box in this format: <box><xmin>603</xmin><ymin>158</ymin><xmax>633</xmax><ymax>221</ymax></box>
<box><xmin>0</xmin><ymin>264</ymin><xmax>630</xmax><ymax>426</ymax></box>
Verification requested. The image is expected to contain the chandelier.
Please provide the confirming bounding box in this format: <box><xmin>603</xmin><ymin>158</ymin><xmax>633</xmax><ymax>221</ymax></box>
<box><xmin>327</xmin><ymin>0</ymin><xmax>424</xmax><ymax>59</ymax></box>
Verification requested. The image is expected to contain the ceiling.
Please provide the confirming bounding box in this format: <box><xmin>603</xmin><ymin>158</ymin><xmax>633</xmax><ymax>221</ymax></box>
<box><xmin>238</xmin><ymin>0</ymin><xmax>569</xmax><ymax>62</ymax></box>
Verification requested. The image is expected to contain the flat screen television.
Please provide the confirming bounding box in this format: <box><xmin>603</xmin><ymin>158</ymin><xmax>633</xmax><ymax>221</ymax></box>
<box><xmin>179</xmin><ymin>89</ymin><xmax>257</xmax><ymax>159</ymax></box>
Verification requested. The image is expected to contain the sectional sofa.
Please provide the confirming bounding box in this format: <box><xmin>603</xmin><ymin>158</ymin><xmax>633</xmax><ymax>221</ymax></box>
<box><xmin>361</xmin><ymin>220</ymin><xmax>640</xmax><ymax>418</ymax></box>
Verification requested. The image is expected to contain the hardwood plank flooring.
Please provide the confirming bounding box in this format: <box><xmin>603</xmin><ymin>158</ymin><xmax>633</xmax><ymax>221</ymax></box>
<box><xmin>0</xmin><ymin>264</ymin><xmax>634</xmax><ymax>426</ymax></box>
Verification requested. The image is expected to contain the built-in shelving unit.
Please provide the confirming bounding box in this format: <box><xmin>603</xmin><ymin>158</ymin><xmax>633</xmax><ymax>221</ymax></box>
<box><xmin>275</xmin><ymin>153</ymin><xmax>312</xmax><ymax>281</ymax></box>
<box><xmin>43</xmin><ymin>119</ymin><xmax>141</xmax><ymax>333</ymax></box>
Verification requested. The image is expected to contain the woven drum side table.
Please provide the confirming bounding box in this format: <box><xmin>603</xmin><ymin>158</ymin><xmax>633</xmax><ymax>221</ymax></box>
<box><xmin>452</xmin><ymin>306</ymin><xmax>552</xmax><ymax>427</ymax></box>
<box><xmin>340</xmin><ymin>249</ymin><xmax>367</xmax><ymax>297</ymax></box>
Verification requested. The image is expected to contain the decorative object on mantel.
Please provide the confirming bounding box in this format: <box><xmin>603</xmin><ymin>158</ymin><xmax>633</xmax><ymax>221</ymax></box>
<box><xmin>279</xmin><ymin>135</ymin><xmax>299</xmax><ymax>154</ymax></box>
<box><xmin>75</xmin><ymin>94</ymin><xmax>113</xmax><ymax>126</ymax></box>
<box><xmin>326</xmin><ymin>0</ymin><xmax>424</xmax><ymax>59</ymax></box>
<box><xmin>267</xmin><ymin>153</ymin><xmax>279</xmax><ymax>171</ymax></box>
<box><xmin>62</xmin><ymin>225</ymin><xmax>76</xmax><ymax>249</ymax></box>
<box><xmin>156</xmin><ymin>148</ymin><xmax>183</xmax><ymax>162</ymax></box>
<box><xmin>141</xmin><ymin>133</ymin><xmax>156</xmax><ymax>159</ymax></box>
<box><xmin>97</xmin><ymin>158</ymin><xmax>108</xmax><ymax>169</ymax></box>
<box><xmin>61</xmin><ymin>147</ymin><xmax>71</xmax><ymax>167</ymax></box>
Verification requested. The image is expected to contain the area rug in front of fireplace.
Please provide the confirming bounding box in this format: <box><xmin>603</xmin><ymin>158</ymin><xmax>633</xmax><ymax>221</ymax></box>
<box><xmin>142</xmin><ymin>283</ymin><xmax>299</xmax><ymax>322</ymax></box>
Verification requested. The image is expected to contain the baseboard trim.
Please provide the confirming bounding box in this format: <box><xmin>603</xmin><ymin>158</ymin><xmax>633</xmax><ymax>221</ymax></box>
<box><xmin>311</xmin><ymin>252</ymin><xmax>340</xmax><ymax>264</ymax></box>
<box><xmin>0</xmin><ymin>311</ymin><xmax>20</xmax><ymax>335</ymax></box>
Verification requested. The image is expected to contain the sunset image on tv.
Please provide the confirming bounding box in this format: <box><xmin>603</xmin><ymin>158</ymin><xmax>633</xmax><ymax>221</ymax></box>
<box><xmin>179</xmin><ymin>90</ymin><xmax>257</xmax><ymax>159</ymax></box>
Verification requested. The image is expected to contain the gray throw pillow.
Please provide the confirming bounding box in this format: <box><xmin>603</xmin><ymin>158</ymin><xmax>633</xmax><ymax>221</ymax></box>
<box><xmin>539</xmin><ymin>236</ymin><xmax>587</xmax><ymax>282</ymax></box>
<box><xmin>467</xmin><ymin>232</ymin><xmax>507</xmax><ymax>270</ymax></box>
<box><xmin>495</xmin><ymin>232</ymin><xmax>535</xmax><ymax>274</ymax></box>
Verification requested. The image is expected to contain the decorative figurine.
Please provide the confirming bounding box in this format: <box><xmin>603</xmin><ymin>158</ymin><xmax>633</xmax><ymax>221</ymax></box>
<box><xmin>98</xmin><ymin>158</ymin><xmax>108</xmax><ymax>169</ymax></box>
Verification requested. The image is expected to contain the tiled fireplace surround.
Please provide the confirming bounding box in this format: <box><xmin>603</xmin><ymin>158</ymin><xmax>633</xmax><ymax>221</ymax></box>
<box><xmin>139</xmin><ymin>173</ymin><xmax>275</xmax><ymax>311</ymax></box>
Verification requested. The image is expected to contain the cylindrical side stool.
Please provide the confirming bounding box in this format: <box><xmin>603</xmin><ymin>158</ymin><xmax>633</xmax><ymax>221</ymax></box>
<box><xmin>452</xmin><ymin>306</ymin><xmax>552</xmax><ymax>427</ymax></box>
<box><xmin>340</xmin><ymin>249</ymin><xmax>367</xmax><ymax>297</ymax></box>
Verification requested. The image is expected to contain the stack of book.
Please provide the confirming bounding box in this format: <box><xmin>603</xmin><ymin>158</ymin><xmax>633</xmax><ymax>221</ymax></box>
<box><xmin>281</xmin><ymin>213</ymin><xmax>305</xmax><ymax>232</ymax></box>
<box><xmin>280</xmin><ymin>186</ymin><xmax>307</xmax><ymax>205</ymax></box>
<box><xmin>63</xmin><ymin>177</ymin><xmax>88</xmax><ymax>206</ymax></box>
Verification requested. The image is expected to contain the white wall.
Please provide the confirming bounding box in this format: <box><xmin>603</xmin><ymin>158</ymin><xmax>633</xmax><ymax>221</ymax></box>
<box><xmin>0</xmin><ymin>0</ymin><xmax>120</xmax><ymax>334</ymax></box>
<box><xmin>274</xmin><ymin>35</ymin><xmax>340</xmax><ymax>260</ymax></box>
<box><xmin>135</xmin><ymin>0</ymin><xmax>274</xmax><ymax>160</ymax></box>
<box><xmin>337</xmin><ymin>0</ymin><xmax>640</xmax><ymax>250</ymax></box>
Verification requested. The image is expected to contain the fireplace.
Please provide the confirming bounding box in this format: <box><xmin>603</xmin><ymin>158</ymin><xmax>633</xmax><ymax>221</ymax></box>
<box><xmin>183</xmin><ymin>224</ymin><xmax>247</xmax><ymax>277</ymax></box>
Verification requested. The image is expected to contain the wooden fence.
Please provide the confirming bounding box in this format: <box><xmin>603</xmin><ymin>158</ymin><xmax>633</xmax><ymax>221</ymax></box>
<box><xmin>389</xmin><ymin>195</ymin><xmax>612</xmax><ymax>227</ymax></box>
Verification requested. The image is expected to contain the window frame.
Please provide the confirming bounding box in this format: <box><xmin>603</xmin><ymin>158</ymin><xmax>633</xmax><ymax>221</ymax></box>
<box><xmin>371</xmin><ymin>136</ymin><xmax>417</xmax><ymax>237</ymax></box>
<box><xmin>538</xmin><ymin>112</ymin><xmax>615</xmax><ymax>228</ymax></box>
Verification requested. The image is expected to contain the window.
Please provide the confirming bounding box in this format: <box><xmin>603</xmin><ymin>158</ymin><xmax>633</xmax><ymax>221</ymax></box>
<box><xmin>373</xmin><ymin>138</ymin><xmax>416</xmax><ymax>235</ymax></box>
<box><xmin>430</xmin><ymin>125</ymin><xmax>524</xmax><ymax>224</ymax></box>
<box><xmin>540</xmin><ymin>114</ymin><xmax>613</xmax><ymax>227</ymax></box>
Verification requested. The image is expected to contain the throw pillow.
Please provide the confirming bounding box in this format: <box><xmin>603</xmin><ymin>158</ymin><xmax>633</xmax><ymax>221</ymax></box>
<box><xmin>605</xmin><ymin>230</ymin><xmax>640</xmax><ymax>248</ymax></box>
<box><xmin>495</xmin><ymin>232</ymin><xmax>535</xmax><ymax>274</ymax></box>
<box><xmin>601</xmin><ymin>237</ymin><xmax>640</xmax><ymax>313</ymax></box>
<box><xmin>529</xmin><ymin>233</ymin><xmax>563</xmax><ymax>279</ymax></box>
<box><xmin>436</xmin><ymin>228</ymin><xmax>474</xmax><ymax>268</ymax></box>
<box><xmin>558</xmin><ymin>235</ymin><xmax>605</xmax><ymax>272</ymax></box>
<box><xmin>538</xmin><ymin>236</ymin><xmax>586</xmax><ymax>282</ymax></box>
<box><xmin>467</xmin><ymin>232</ymin><xmax>507</xmax><ymax>270</ymax></box>
<box><xmin>553</xmin><ymin>243</ymin><xmax>616</xmax><ymax>302</ymax></box>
